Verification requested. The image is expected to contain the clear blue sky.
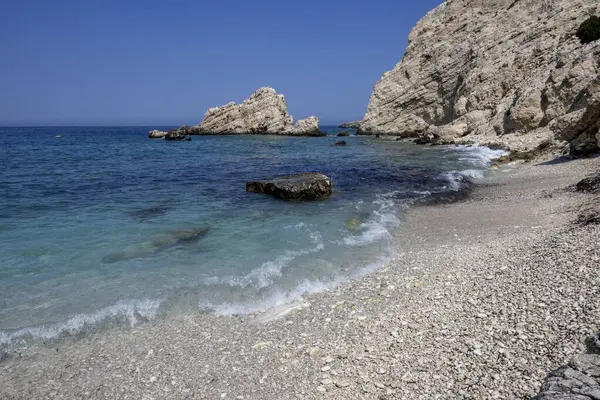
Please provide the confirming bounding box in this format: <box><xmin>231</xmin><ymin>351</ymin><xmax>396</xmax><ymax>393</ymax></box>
<box><xmin>0</xmin><ymin>0</ymin><xmax>441</xmax><ymax>126</ymax></box>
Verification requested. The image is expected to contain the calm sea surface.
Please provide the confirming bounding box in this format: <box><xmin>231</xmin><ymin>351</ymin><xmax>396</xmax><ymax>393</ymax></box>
<box><xmin>0</xmin><ymin>126</ymin><xmax>506</xmax><ymax>350</ymax></box>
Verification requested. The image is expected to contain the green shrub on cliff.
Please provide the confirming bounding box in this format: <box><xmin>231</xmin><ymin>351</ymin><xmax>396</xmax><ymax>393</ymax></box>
<box><xmin>576</xmin><ymin>15</ymin><xmax>600</xmax><ymax>44</ymax></box>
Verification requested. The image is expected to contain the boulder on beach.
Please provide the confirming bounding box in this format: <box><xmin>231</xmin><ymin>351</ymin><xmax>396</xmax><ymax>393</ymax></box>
<box><xmin>246</xmin><ymin>172</ymin><xmax>332</xmax><ymax>201</ymax></box>
<box><xmin>534</xmin><ymin>333</ymin><xmax>600</xmax><ymax>399</ymax></box>
<box><xmin>575</xmin><ymin>174</ymin><xmax>600</xmax><ymax>194</ymax></box>
<box><xmin>148</xmin><ymin>130</ymin><xmax>168</xmax><ymax>139</ymax></box>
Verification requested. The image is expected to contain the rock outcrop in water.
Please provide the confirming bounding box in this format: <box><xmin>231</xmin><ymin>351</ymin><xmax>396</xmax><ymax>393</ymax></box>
<box><xmin>151</xmin><ymin>88</ymin><xmax>325</xmax><ymax>137</ymax></box>
<box><xmin>148</xmin><ymin>130</ymin><xmax>168</xmax><ymax>139</ymax></box>
<box><xmin>246</xmin><ymin>172</ymin><xmax>332</xmax><ymax>201</ymax></box>
<box><xmin>358</xmin><ymin>0</ymin><xmax>600</xmax><ymax>156</ymax></box>
<box><xmin>165</xmin><ymin>131</ymin><xmax>191</xmax><ymax>141</ymax></box>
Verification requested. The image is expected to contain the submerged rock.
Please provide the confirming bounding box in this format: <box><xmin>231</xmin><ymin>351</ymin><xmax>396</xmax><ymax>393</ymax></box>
<box><xmin>359</xmin><ymin>0</ymin><xmax>600</xmax><ymax>156</ymax></box>
<box><xmin>335</xmin><ymin>141</ymin><xmax>347</xmax><ymax>146</ymax></box>
<box><xmin>102</xmin><ymin>227</ymin><xmax>209</xmax><ymax>263</ymax></box>
<box><xmin>246</xmin><ymin>172</ymin><xmax>332</xmax><ymax>201</ymax></box>
<box><xmin>150</xmin><ymin>227</ymin><xmax>209</xmax><ymax>248</ymax></box>
<box><xmin>127</xmin><ymin>204</ymin><xmax>171</xmax><ymax>221</ymax></box>
<box><xmin>337</xmin><ymin>131</ymin><xmax>350</xmax><ymax>137</ymax></box>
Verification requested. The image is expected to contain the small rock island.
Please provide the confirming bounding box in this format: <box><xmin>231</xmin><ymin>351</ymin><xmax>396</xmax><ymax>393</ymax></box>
<box><xmin>149</xmin><ymin>87</ymin><xmax>325</xmax><ymax>138</ymax></box>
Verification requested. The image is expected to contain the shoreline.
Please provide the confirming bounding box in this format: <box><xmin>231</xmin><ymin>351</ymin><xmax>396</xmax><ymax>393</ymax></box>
<box><xmin>1</xmin><ymin>156</ymin><xmax>599</xmax><ymax>399</ymax></box>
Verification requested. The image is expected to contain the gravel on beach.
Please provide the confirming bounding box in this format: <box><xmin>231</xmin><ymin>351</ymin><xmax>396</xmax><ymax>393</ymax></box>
<box><xmin>1</xmin><ymin>156</ymin><xmax>599</xmax><ymax>400</ymax></box>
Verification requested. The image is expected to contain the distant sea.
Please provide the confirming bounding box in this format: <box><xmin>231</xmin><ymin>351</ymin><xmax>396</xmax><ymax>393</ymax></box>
<box><xmin>0</xmin><ymin>126</ymin><xmax>506</xmax><ymax>351</ymax></box>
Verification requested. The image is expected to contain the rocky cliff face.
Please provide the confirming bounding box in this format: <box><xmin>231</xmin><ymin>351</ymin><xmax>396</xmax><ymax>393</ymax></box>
<box><xmin>359</xmin><ymin>0</ymin><xmax>600</xmax><ymax>155</ymax></box>
<box><xmin>189</xmin><ymin>87</ymin><xmax>323</xmax><ymax>136</ymax></box>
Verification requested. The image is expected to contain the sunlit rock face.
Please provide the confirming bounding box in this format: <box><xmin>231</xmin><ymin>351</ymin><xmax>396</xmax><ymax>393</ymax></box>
<box><xmin>359</xmin><ymin>0</ymin><xmax>600</xmax><ymax>155</ymax></box>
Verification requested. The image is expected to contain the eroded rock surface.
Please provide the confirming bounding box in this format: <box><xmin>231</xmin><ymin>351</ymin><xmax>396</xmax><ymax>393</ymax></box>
<box><xmin>535</xmin><ymin>353</ymin><xmax>600</xmax><ymax>399</ymax></box>
<box><xmin>359</xmin><ymin>0</ymin><xmax>600</xmax><ymax>155</ymax></box>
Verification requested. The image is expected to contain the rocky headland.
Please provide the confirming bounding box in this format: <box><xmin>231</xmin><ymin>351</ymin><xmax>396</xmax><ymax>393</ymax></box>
<box><xmin>149</xmin><ymin>88</ymin><xmax>325</xmax><ymax>138</ymax></box>
<box><xmin>357</xmin><ymin>0</ymin><xmax>600</xmax><ymax>157</ymax></box>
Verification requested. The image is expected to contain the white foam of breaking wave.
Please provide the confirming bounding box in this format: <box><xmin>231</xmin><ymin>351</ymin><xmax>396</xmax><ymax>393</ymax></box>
<box><xmin>439</xmin><ymin>168</ymin><xmax>486</xmax><ymax>191</ymax></box>
<box><xmin>0</xmin><ymin>299</ymin><xmax>161</xmax><ymax>347</ymax></box>
<box><xmin>343</xmin><ymin>196</ymin><xmax>401</xmax><ymax>247</ymax></box>
<box><xmin>199</xmin><ymin>252</ymin><xmax>394</xmax><ymax>316</ymax></box>
<box><xmin>452</xmin><ymin>144</ymin><xmax>509</xmax><ymax>167</ymax></box>
<box><xmin>438</xmin><ymin>145</ymin><xmax>506</xmax><ymax>191</ymax></box>
<box><xmin>204</xmin><ymin>224</ymin><xmax>324</xmax><ymax>290</ymax></box>
<box><xmin>439</xmin><ymin>171</ymin><xmax>464</xmax><ymax>191</ymax></box>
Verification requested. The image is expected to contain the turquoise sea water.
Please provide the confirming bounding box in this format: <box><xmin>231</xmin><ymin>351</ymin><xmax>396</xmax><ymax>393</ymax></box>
<box><xmin>0</xmin><ymin>126</ymin><xmax>506</xmax><ymax>350</ymax></box>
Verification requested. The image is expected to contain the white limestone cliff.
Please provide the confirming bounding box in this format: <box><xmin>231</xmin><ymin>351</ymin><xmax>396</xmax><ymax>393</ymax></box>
<box><xmin>359</xmin><ymin>0</ymin><xmax>600</xmax><ymax>155</ymax></box>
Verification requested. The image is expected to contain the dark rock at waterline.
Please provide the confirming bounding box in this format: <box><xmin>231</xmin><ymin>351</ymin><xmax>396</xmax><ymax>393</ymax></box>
<box><xmin>575</xmin><ymin>175</ymin><xmax>600</xmax><ymax>194</ymax></box>
<box><xmin>165</xmin><ymin>131</ymin><xmax>189</xmax><ymax>141</ymax></box>
<box><xmin>337</xmin><ymin>131</ymin><xmax>350</xmax><ymax>137</ymax></box>
<box><xmin>413</xmin><ymin>136</ymin><xmax>430</xmax><ymax>145</ymax></box>
<box><xmin>335</xmin><ymin>141</ymin><xmax>347</xmax><ymax>146</ymax></box>
<box><xmin>246</xmin><ymin>172</ymin><xmax>332</xmax><ymax>201</ymax></box>
<box><xmin>172</xmin><ymin>125</ymin><xmax>203</xmax><ymax>135</ymax></box>
<box><xmin>102</xmin><ymin>227</ymin><xmax>209</xmax><ymax>263</ymax></box>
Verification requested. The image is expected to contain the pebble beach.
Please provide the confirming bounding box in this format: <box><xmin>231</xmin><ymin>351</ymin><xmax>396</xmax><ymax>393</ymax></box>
<box><xmin>1</xmin><ymin>156</ymin><xmax>599</xmax><ymax>399</ymax></box>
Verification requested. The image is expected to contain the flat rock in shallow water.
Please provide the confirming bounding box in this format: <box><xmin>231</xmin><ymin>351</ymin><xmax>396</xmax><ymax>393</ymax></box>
<box><xmin>246</xmin><ymin>173</ymin><xmax>332</xmax><ymax>201</ymax></box>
